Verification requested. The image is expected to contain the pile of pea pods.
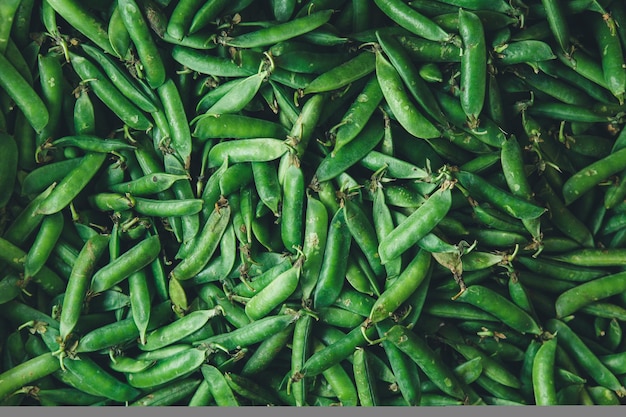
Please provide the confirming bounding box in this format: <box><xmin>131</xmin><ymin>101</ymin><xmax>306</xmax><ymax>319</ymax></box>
<box><xmin>3</xmin><ymin>0</ymin><xmax>626</xmax><ymax>407</ymax></box>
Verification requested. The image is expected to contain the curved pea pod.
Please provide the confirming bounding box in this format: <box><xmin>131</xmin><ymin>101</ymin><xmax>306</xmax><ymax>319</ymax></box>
<box><xmin>127</xmin><ymin>347</ymin><xmax>207</xmax><ymax>389</ymax></box>
<box><xmin>117</xmin><ymin>0</ymin><xmax>165</xmax><ymax>89</ymax></box>
<box><xmin>562</xmin><ymin>147</ymin><xmax>626</xmax><ymax>206</ymax></box>
<box><xmin>536</xmin><ymin>179</ymin><xmax>594</xmax><ymax>248</ymax></box>
<box><xmin>458</xmin><ymin>9</ymin><xmax>486</xmax><ymax>128</ymax></box>
<box><xmin>555</xmin><ymin>270</ymin><xmax>626</xmax><ymax>318</ymax></box>
<box><xmin>369</xmin><ymin>249</ymin><xmax>430</xmax><ymax>323</ymax></box>
<box><xmin>494</xmin><ymin>40</ymin><xmax>556</xmax><ymax>65</ymax></box>
<box><xmin>0</xmin><ymin>352</ymin><xmax>61</xmax><ymax>402</ymax></box>
<box><xmin>456</xmin><ymin>170</ymin><xmax>546</xmax><ymax>220</ymax></box>
<box><xmin>385</xmin><ymin>324</ymin><xmax>466</xmax><ymax>400</ymax></box>
<box><xmin>532</xmin><ymin>337</ymin><xmax>558</xmax><ymax>406</ymax></box>
<box><xmin>373</xmin><ymin>0</ymin><xmax>453</xmax><ymax>43</ymax></box>
<box><xmin>252</xmin><ymin>161</ymin><xmax>281</xmax><ymax>217</ymax></box>
<box><xmin>207</xmin><ymin>139</ymin><xmax>289</xmax><ymax>168</ymax></box>
<box><xmin>140</xmin><ymin>308</ymin><xmax>221</xmax><ymax>351</ymax></box>
<box><xmin>169</xmin><ymin>204</ymin><xmax>230</xmax><ymax>281</ymax></box>
<box><xmin>200</xmin><ymin>365</ymin><xmax>238</xmax><ymax>406</ymax></box>
<box><xmin>0</xmin><ymin>53</ymin><xmax>48</xmax><ymax>133</ymax></box>
<box><xmin>245</xmin><ymin>264</ymin><xmax>300</xmax><ymax>321</ymax></box>
<box><xmin>205</xmin><ymin>71</ymin><xmax>267</xmax><ymax>116</ymax></box>
<box><xmin>59</xmin><ymin>234</ymin><xmax>110</xmax><ymax>342</ymax></box>
<box><xmin>157</xmin><ymin>79</ymin><xmax>192</xmax><ymax>167</ymax></box>
<box><xmin>300</xmin><ymin>195</ymin><xmax>328</xmax><ymax>300</ymax></box>
<box><xmin>171</xmin><ymin>46</ymin><xmax>250</xmax><ymax>77</ymax></box>
<box><xmin>546</xmin><ymin>319</ymin><xmax>626</xmax><ymax>396</ymax></box>
<box><xmin>90</xmin><ymin>235</ymin><xmax>161</xmax><ymax>293</ymax></box>
<box><xmin>133</xmin><ymin>197</ymin><xmax>204</xmax><ymax>218</ymax></box>
<box><xmin>378</xmin><ymin>187</ymin><xmax>451</xmax><ymax>264</ymax></box>
<box><xmin>224</xmin><ymin>9</ymin><xmax>332</xmax><ymax>49</ymax></box>
<box><xmin>316</xmin><ymin>116</ymin><xmax>384</xmax><ymax>182</ymax></box>
<box><xmin>375</xmin><ymin>48</ymin><xmax>439</xmax><ymax>140</ymax></box>
<box><xmin>313</xmin><ymin>208</ymin><xmax>352</xmax><ymax>309</ymax></box>
<box><xmin>193</xmin><ymin>114</ymin><xmax>288</xmax><ymax>140</ymax></box>
<box><xmin>108</xmin><ymin>173</ymin><xmax>188</xmax><ymax>196</ymax></box>
<box><xmin>70</xmin><ymin>54</ymin><xmax>152</xmax><ymax>131</ymax></box>
<box><xmin>280</xmin><ymin>162</ymin><xmax>305</xmax><ymax>253</ymax></box>
<box><xmin>193</xmin><ymin>311</ymin><xmax>300</xmax><ymax>352</ymax></box>
<box><xmin>344</xmin><ymin>198</ymin><xmax>384</xmax><ymax>280</ymax></box>
<box><xmin>303</xmin><ymin>51</ymin><xmax>376</xmax><ymax>95</ymax></box>
<box><xmin>592</xmin><ymin>15</ymin><xmax>626</xmax><ymax>104</ymax></box>
<box><xmin>456</xmin><ymin>285</ymin><xmax>542</xmax><ymax>335</ymax></box>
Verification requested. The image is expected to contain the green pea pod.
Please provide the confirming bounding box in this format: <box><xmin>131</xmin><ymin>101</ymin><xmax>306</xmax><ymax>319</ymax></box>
<box><xmin>128</xmin><ymin>269</ymin><xmax>151</xmax><ymax>345</ymax></box>
<box><xmin>456</xmin><ymin>285</ymin><xmax>542</xmax><ymax>335</ymax></box>
<box><xmin>44</xmin><ymin>0</ymin><xmax>114</xmax><ymax>55</ymax></box>
<box><xmin>171</xmin><ymin>46</ymin><xmax>251</xmax><ymax>77</ymax></box>
<box><xmin>280</xmin><ymin>162</ymin><xmax>305</xmax><ymax>253</ymax></box>
<box><xmin>375</xmin><ymin>48</ymin><xmax>440</xmax><ymax>139</ymax></box>
<box><xmin>90</xmin><ymin>234</ymin><xmax>161</xmax><ymax>293</ymax></box>
<box><xmin>495</xmin><ymin>40</ymin><xmax>556</xmax><ymax>65</ymax></box>
<box><xmin>304</xmin><ymin>51</ymin><xmax>375</xmax><ymax>95</ymax></box>
<box><xmin>456</xmin><ymin>170</ymin><xmax>546</xmax><ymax>220</ymax></box>
<box><xmin>23</xmin><ymin>212</ymin><xmax>64</xmax><ymax>279</ymax></box>
<box><xmin>81</xmin><ymin>44</ymin><xmax>157</xmax><ymax>113</ymax></box>
<box><xmin>208</xmin><ymin>139</ymin><xmax>289</xmax><ymax>168</ymax></box>
<box><xmin>252</xmin><ymin>161</ymin><xmax>281</xmax><ymax>216</ymax></box>
<box><xmin>313</xmin><ymin>208</ymin><xmax>352</xmax><ymax>309</ymax></box>
<box><xmin>378</xmin><ymin>187</ymin><xmax>451</xmax><ymax>264</ymax></box>
<box><xmin>0</xmin><ymin>53</ymin><xmax>48</xmax><ymax>132</ymax></box>
<box><xmin>108</xmin><ymin>173</ymin><xmax>188</xmax><ymax>196</ymax></box>
<box><xmin>193</xmin><ymin>114</ymin><xmax>288</xmax><ymax>140</ymax></box>
<box><xmin>369</xmin><ymin>249</ymin><xmax>431</xmax><ymax>323</ymax></box>
<box><xmin>385</xmin><ymin>324</ymin><xmax>466</xmax><ymax>400</ymax></box>
<box><xmin>0</xmin><ymin>353</ymin><xmax>61</xmax><ymax>402</ymax></box>
<box><xmin>245</xmin><ymin>265</ymin><xmax>300</xmax><ymax>320</ymax></box>
<box><xmin>193</xmin><ymin>312</ymin><xmax>300</xmax><ymax>351</ymax></box>
<box><xmin>300</xmin><ymin>195</ymin><xmax>328</xmax><ymax>300</ymax></box>
<box><xmin>70</xmin><ymin>54</ymin><xmax>152</xmax><ymax>131</ymax></box>
<box><xmin>118</xmin><ymin>0</ymin><xmax>166</xmax><ymax>89</ymax></box>
<box><xmin>224</xmin><ymin>10</ymin><xmax>333</xmax><ymax>49</ymax></box>
<box><xmin>555</xmin><ymin>270</ymin><xmax>626</xmax><ymax>318</ymax></box>
<box><xmin>316</xmin><ymin>116</ymin><xmax>384</xmax><ymax>182</ymax></box>
<box><xmin>459</xmin><ymin>8</ymin><xmax>486</xmax><ymax>128</ymax></box>
<box><xmin>127</xmin><ymin>347</ymin><xmax>207</xmax><ymax>388</ymax></box>
<box><xmin>169</xmin><ymin>204</ymin><xmax>230</xmax><ymax>281</ymax></box>
<box><xmin>546</xmin><ymin>319</ymin><xmax>626</xmax><ymax>396</ymax></box>
<box><xmin>200</xmin><ymin>365</ymin><xmax>239</xmax><ymax>406</ymax></box>
<box><xmin>344</xmin><ymin>198</ymin><xmax>385</xmax><ymax>281</ymax></box>
<box><xmin>332</xmin><ymin>75</ymin><xmax>384</xmax><ymax>153</ymax></box>
<box><xmin>373</xmin><ymin>0</ymin><xmax>453</xmax><ymax>43</ymax></box>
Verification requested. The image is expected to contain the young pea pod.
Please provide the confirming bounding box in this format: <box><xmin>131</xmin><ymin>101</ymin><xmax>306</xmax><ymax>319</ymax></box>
<box><xmin>313</xmin><ymin>208</ymin><xmax>352</xmax><ymax>309</ymax></box>
<box><xmin>127</xmin><ymin>348</ymin><xmax>207</xmax><ymax>389</ymax></box>
<box><xmin>592</xmin><ymin>13</ymin><xmax>626</xmax><ymax>104</ymax></box>
<box><xmin>373</xmin><ymin>0</ymin><xmax>453</xmax><ymax>43</ymax></box>
<box><xmin>456</xmin><ymin>285</ymin><xmax>542</xmax><ymax>335</ymax></box>
<box><xmin>375</xmin><ymin>48</ymin><xmax>440</xmax><ymax>139</ymax></box>
<box><xmin>118</xmin><ymin>0</ymin><xmax>166</xmax><ymax>89</ymax></box>
<box><xmin>90</xmin><ymin>235</ymin><xmax>161</xmax><ymax>293</ymax></box>
<box><xmin>532</xmin><ymin>337</ymin><xmax>558</xmax><ymax>405</ymax></box>
<box><xmin>170</xmin><ymin>203</ymin><xmax>230</xmax><ymax>281</ymax></box>
<box><xmin>69</xmin><ymin>54</ymin><xmax>152</xmax><ymax>131</ymax></box>
<box><xmin>369</xmin><ymin>249</ymin><xmax>431</xmax><ymax>323</ymax></box>
<box><xmin>456</xmin><ymin>170</ymin><xmax>546</xmax><ymax>220</ymax></box>
<box><xmin>555</xmin><ymin>270</ymin><xmax>626</xmax><ymax>318</ymax></box>
<box><xmin>0</xmin><ymin>353</ymin><xmax>61</xmax><ymax>402</ymax></box>
<box><xmin>200</xmin><ymin>365</ymin><xmax>239</xmax><ymax>406</ymax></box>
<box><xmin>208</xmin><ymin>139</ymin><xmax>289</xmax><ymax>168</ymax></box>
<box><xmin>562</xmin><ymin>147</ymin><xmax>626</xmax><ymax>205</ymax></box>
<box><xmin>385</xmin><ymin>324</ymin><xmax>467</xmax><ymax>400</ymax></box>
<box><xmin>158</xmin><ymin>79</ymin><xmax>193</xmax><ymax>167</ymax></box>
<box><xmin>546</xmin><ymin>319</ymin><xmax>626</xmax><ymax>396</ymax></box>
<box><xmin>303</xmin><ymin>51</ymin><xmax>376</xmax><ymax>95</ymax></box>
<box><xmin>280</xmin><ymin>162</ymin><xmax>305</xmax><ymax>253</ymax></box>
<box><xmin>378</xmin><ymin>187</ymin><xmax>451</xmax><ymax>264</ymax></box>
<box><xmin>245</xmin><ymin>263</ymin><xmax>301</xmax><ymax>320</ymax></box>
<box><xmin>459</xmin><ymin>8</ymin><xmax>486</xmax><ymax>128</ymax></box>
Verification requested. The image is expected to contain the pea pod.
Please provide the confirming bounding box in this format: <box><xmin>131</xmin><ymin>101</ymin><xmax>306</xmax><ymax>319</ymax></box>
<box><xmin>385</xmin><ymin>324</ymin><xmax>466</xmax><ymax>400</ymax></box>
<box><xmin>459</xmin><ymin>8</ymin><xmax>486</xmax><ymax>128</ymax></box>
<box><xmin>373</xmin><ymin>0</ymin><xmax>453</xmax><ymax>43</ymax></box>
<box><xmin>90</xmin><ymin>234</ymin><xmax>161</xmax><ymax>293</ymax></box>
<box><xmin>59</xmin><ymin>234</ymin><xmax>110</xmax><ymax>342</ymax></box>
<box><xmin>224</xmin><ymin>10</ymin><xmax>333</xmax><ymax>49</ymax></box>
<box><xmin>0</xmin><ymin>353</ymin><xmax>61</xmax><ymax>402</ymax></box>
<box><xmin>127</xmin><ymin>348</ymin><xmax>207</xmax><ymax>388</ymax></box>
<box><xmin>375</xmin><ymin>48</ymin><xmax>440</xmax><ymax>140</ymax></box>
<box><xmin>378</xmin><ymin>187</ymin><xmax>451</xmax><ymax>264</ymax></box>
